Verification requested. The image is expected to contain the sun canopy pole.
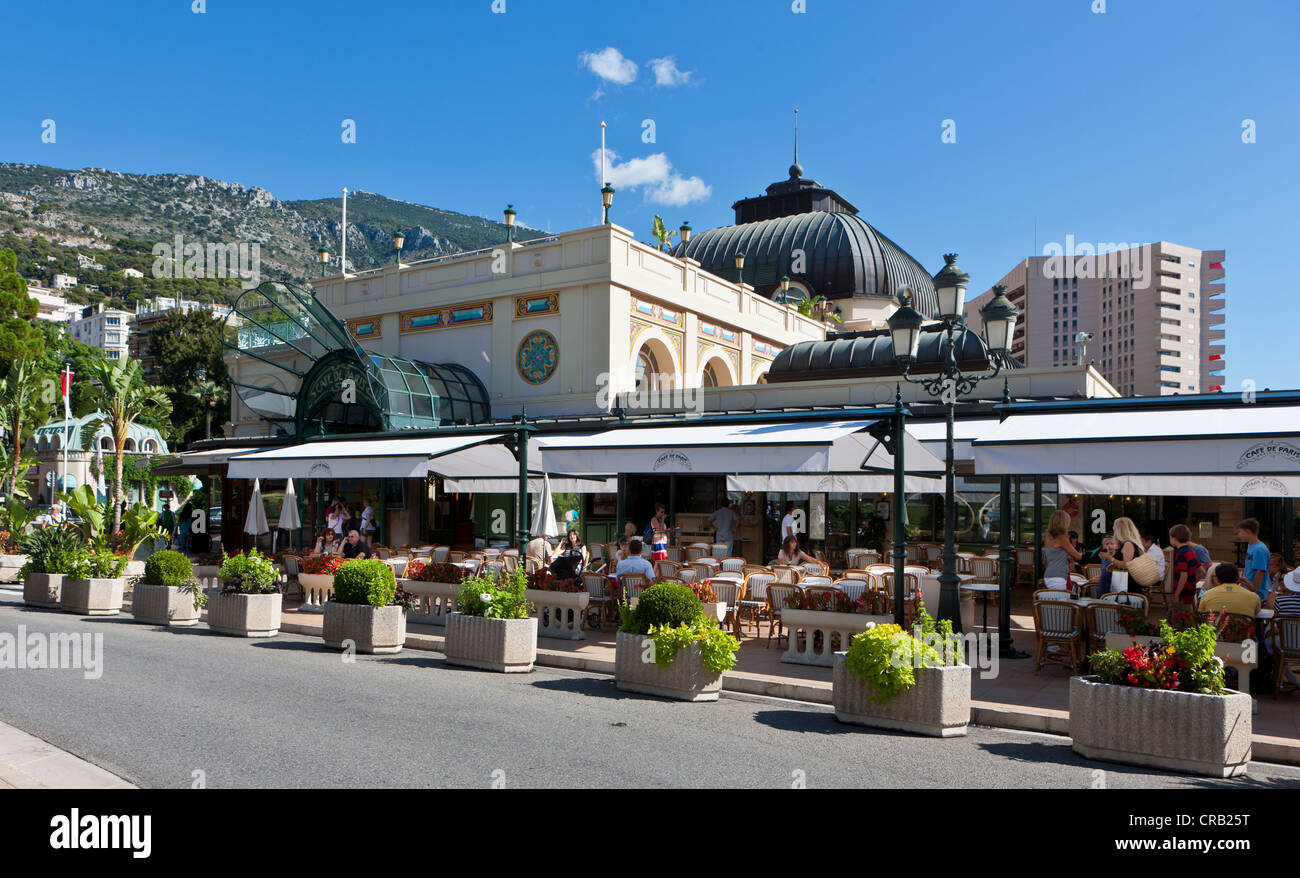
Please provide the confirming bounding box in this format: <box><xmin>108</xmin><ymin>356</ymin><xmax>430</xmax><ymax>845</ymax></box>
<box><xmin>892</xmin><ymin>385</ymin><xmax>907</xmax><ymax>627</ymax></box>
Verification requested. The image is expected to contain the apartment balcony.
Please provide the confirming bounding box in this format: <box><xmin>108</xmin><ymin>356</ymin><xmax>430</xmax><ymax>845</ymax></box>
<box><xmin>1205</xmin><ymin>327</ymin><xmax>1226</xmax><ymax>342</ymax></box>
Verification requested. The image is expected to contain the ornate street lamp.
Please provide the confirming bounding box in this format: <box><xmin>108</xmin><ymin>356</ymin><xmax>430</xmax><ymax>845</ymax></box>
<box><xmin>887</xmin><ymin>255</ymin><xmax>1019</xmax><ymax>631</ymax></box>
<box><xmin>393</xmin><ymin>230</ymin><xmax>405</xmax><ymax>267</ymax></box>
<box><xmin>504</xmin><ymin>204</ymin><xmax>516</xmax><ymax>244</ymax></box>
<box><xmin>679</xmin><ymin>221</ymin><xmax>692</xmax><ymax>245</ymax></box>
<box><xmin>601</xmin><ymin>183</ymin><xmax>615</xmax><ymax>225</ymax></box>
<box><xmin>318</xmin><ymin>247</ymin><xmax>330</xmax><ymax>277</ymax></box>
<box><xmin>734</xmin><ymin>252</ymin><xmax>746</xmax><ymax>284</ymax></box>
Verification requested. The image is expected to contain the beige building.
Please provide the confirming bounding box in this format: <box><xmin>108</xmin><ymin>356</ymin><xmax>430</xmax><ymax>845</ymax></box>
<box><xmin>966</xmin><ymin>242</ymin><xmax>1225</xmax><ymax>396</ymax></box>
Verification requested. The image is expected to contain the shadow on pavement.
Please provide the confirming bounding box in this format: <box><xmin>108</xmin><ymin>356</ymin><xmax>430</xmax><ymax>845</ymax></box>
<box><xmin>531</xmin><ymin>676</ymin><xmax>642</xmax><ymax>701</ymax></box>
<box><xmin>250</xmin><ymin>640</ymin><xmax>334</xmax><ymax>654</ymax></box>
<box><xmin>751</xmin><ymin>709</ymin><xmax>858</xmax><ymax>736</ymax></box>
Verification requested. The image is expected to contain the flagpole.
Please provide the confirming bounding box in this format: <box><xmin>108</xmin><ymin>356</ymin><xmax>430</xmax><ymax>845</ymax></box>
<box><xmin>61</xmin><ymin>363</ymin><xmax>71</xmax><ymax>515</ymax></box>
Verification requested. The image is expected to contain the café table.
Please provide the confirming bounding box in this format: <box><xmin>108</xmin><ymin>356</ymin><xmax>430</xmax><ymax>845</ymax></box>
<box><xmin>960</xmin><ymin>582</ymin><xmax>1001</xmax><ymax>633</ymax></box>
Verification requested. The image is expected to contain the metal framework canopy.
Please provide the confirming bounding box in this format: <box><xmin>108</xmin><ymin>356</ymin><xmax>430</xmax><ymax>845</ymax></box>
<box><xmin>225</xmin><ymin>281</ymin><xmax>490</xmax><ymax>437</ymax></box>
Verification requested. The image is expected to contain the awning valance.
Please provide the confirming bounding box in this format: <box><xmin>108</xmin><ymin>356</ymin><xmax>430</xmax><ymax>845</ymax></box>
<box><xmin>538</xmin><ymin>419</ymin><xmax>944</xmax><ymax>476</ymax></box>
<box><xmin>1058</xmin><ymin>474</ymin><xmax>1300</xmax><ymax>498</ymax></box>
<box><xmin>726</xmin><ymin>474</ymin><xmax>944</xmax><ymax>493</ymax></box>
<box><xmin>227</xmin><ymin>434</ymin><xmax>509</xmax><ymax>479</ymax></box>
<box><xmin>973</xmin><ymin>405</ymin><xmax>1300</xmax><ymax>475</ymax></box>
<box><xmin>442</xmin><ymin>476</ymin><xmax>618</xmax><ymax>494</ymax></box>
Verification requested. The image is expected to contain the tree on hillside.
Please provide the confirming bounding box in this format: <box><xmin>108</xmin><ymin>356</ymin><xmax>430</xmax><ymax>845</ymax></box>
<box><xmin>146</xmin><ymin>308</ymin><xmax>232</xmax><ymax>447</ymax></box>
<box><xmin>0</xmin><ymin>248</ymin><xmax>45</xmax><ymax>363</ymax></box>
<box><xmin>83</xmin><ymin>357</ymin><xmax>172</xmax><ymax>531</ymax></box>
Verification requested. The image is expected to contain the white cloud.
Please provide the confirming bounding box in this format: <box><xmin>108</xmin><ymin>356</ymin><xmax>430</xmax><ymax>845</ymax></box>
<box><xmin>579</xmin><ymin>46</ymin><xmax>638</xmax><ymax>85</ymax></box>
<box><xmin>649</xmin><ymin>56</ymin><xmax>692</xmax><ymax>87</ymax></box>
<box><xmin>592</xmin><ymin>149</ymin><xmax>711</xmax><ymax>206</ymax></box>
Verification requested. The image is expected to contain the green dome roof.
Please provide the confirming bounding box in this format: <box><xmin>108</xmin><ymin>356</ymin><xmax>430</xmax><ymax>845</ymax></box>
<box><xmin>31</xmin><ymin>412</ymin><xmax>169</xmax><ymax>453</ymax></box>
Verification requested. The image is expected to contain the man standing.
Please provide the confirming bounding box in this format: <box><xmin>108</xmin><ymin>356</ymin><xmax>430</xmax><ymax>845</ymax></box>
<box><xmin>781</xmin><ymin>502</ymin><xmax>798</xmax><ymax>542</ymax></box>
<box><xmin>1168</xmin><ymin>525</ymin><xmax>1200</xmax><ymax>605</ymax></box>
<box><xmin>341</xmin><ymin>529</ymin><xmax>372</xmax><ymax>560</ymax></box>
<box><xmin>709</xmin><ymin>497</ymin><xmax>740</xmax><ymax>557</ymax></box>
<box><xmin>1238</xmin><ymin>518</ymin><xmax>1270</xmax><ymax>601</ymax></box>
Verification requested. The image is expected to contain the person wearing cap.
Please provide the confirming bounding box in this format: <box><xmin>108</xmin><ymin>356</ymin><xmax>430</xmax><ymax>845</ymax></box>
<box><xmin>1197</xmin><ymin>563</ymin><xmax>1261</xmax><ymax>617</ymax></box>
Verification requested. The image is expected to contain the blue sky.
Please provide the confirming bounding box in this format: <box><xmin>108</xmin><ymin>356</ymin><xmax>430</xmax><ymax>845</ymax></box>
<box><xmin>5</xmin><ymin>0</ymin><xmax>1297</xmax><ymax>389</ymax></box>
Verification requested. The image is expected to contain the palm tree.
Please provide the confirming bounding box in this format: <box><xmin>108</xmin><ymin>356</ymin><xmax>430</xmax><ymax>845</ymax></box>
<box><xmin>83</xmin><ymin>357</ymin><xmax>172</xmax><ymax>532</ymax></box>
<box><xmin>0</xmin><ymin>360</ymin><xmax>50</xmax><ymax>496</ymax></box>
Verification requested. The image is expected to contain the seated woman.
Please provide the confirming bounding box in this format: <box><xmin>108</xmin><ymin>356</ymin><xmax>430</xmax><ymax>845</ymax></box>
<box><xmin>774</xmin><ymin>536</ymin><xmax>821</xmax><ymax>569</ymax></box>
<box><xmin>312</xmin><ymin>529</ymin><xmax>340</xmax><ymax>556</ymax></box>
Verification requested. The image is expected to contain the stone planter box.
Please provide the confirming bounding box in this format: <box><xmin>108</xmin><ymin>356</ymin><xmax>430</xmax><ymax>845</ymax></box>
<box><xmin>1103</xmin><ymin>633</ymin><xmax>1257</xmax><ymax>698</ymax></box>
<box><xmin>1069</xmin><ymin>675</ymin><xmax>1252</xmax><ymax>778</ymax></box>
<box><xmin>1</xmin><ymin>553</ymin><xmax>28</xmax><ymax>583</ymax></box>
<box><xmin>526</xmin><ymin>589</ymin><xmax>590</xmax><ymax>641</ymax></box>
<box><xmin>60</xmin><ymin>578</ymin><xmax>126</xmax><ymax>616</ymax></box>
<box><xmin>322</xmin><ymin>601</ymin><xmax>406</xmax><ymax>654</ymax></box>
<box><xmin>444</xmin><ymin>613</ymin><xmax>536</xmax><ymax>673</ymax></box>
<box><xmin>22</xmin><ymin>572</ymin><xmax>64</xmax><ymax>608</ymax></box>
<box><xmin>191</xmin><ymin>565</ymin><xmax>222</xmax><ymax>586</ymax></box>
<box><xmin>297</xmin><ymin>573</ymin><xmax>335</xmax><ymax>612</ymax></box>
<box><xmin>402</xmin><ymin>579</ymin><xmax>458</xmax><ymax>626</ymax></box>
<box><xmin>782</xmin><ymin>610</ymin><xmax>890</xmax><ymax>667</ymax></box>
<box><xmin>614</xmin><ymin>630</ymin><xmax>724</xmax><ymax>702</ymax></box>
<box><xmin>832</xmin><ymin>654</ymin><xmax>971</xmax><ymax>737</ymax></box>
<box><xmin>207</xmin><ymin>592</ymin><xmax>282</xmax><ymax>637</ymax></box>
<box><xmin>131</xmin><ymin>582</ymin><xmax>201</xmax><ymax>627</ymax></box>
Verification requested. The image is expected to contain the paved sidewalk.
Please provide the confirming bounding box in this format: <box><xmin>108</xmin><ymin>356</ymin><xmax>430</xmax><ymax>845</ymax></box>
<box><xmin>0</xmin><ymin>718</ymin><xmax>136</xmax><ymax>790</ymax></box>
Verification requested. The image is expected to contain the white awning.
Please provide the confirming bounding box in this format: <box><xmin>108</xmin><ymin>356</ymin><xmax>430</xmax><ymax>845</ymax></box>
<box><xmin>538</xmin><ymin>419</ymin><xmax>944</xmax><ymax>476</ymax></box>
<box><xmin>442</xmin><ymin>476</ymin><xmax>617</xmax><ymax>494</ymax></box>
<box><xmin>1058</xmin><ymin>474</ymin><xmax>1300</xmax><ymax>498</ymax></box>
<box><xmin>152</xmin><ymin>446</ymin><xmax>270</xmax><ymax>474</ymax></box>
<box><xmin>906</xmin><ymin>418</ymin><xmax>1004</xmax><ymax>462</ymax></box>
<box><xmin>726</xmin><ymin>474</ymin><xmax>944</xmax><ymax>493</ymax></box>
<box><xmin>973</xmin><ymin>405</ymin><xmax>1300</xmax><ymax>475</ymax></box>
<box><xmin>227</xmin><ymin>434</ymin><xmax>509</xmax><ymax>479</ymax></box>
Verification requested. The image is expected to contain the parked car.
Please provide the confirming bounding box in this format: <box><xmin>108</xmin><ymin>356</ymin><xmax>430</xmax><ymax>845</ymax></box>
<box><xmin>208</xmin><ymin>507</ymin><xmax>222</xmax><ymax>534</ymax></box>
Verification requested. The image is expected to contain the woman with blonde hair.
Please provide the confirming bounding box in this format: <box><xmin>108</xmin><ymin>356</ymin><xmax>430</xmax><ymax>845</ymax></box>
<box><xmin>1099</xmin><ymin>516</ymin><xmax>1145</xmax><ymax>595</ymax></box>
<box><xmin>1043</xmin><ymin>509</ymin><xmax>1081</xmax><ymax>592</ymax></box>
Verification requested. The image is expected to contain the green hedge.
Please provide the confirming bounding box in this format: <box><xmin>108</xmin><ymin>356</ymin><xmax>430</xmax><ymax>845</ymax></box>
<box><xmin>333</xmin><ymin>559</ymin><xmax>396</xmax><ymax>607</ymax></box>
<box><xmin>143</xmin><ymin>550</ymin><xmax>193</xmax><ymax>587</ymax></box>
<box><xmin>621</xmin><ymin>582</ymin><xmax>703</xmax><ymax>635</ymax></box>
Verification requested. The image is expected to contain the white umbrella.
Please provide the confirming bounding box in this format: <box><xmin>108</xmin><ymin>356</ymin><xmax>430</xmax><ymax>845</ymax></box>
<box><xmin>244</xmin><ymin>478</ymin><xmax>269</xmax><ymax>549</ymax></box>
<box><xmin>273</xmin><ymin>479</ymin><xmax>301</xmax><ymax>553</ymax></box>
<box><xmin>530</xmin><ymin>472</ymin><xmax>559</xmax><ymax>539</ymax></box>
<box><xmin>95</xmin><ymin>445</ymin><xmax>107</xmax><ymax>499</ymax></box>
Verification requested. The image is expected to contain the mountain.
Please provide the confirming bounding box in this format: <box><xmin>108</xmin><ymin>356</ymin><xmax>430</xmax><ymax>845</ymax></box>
<box><xmin>0</xmin><ymin>162</ymin><xmax>545</xmax><ymax>283</ymax></box>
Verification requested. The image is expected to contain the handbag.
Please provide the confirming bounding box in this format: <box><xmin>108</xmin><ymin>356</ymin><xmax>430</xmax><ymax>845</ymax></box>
<box><xmin>1110</xmin><ymin>570</ymin><xmax>1130</xmax><ymax>593</ymax></box>
<box><xmin>1125</xmin><ymin>551</ymin><xmax>1162</xmax><ymax>588</ymax></box>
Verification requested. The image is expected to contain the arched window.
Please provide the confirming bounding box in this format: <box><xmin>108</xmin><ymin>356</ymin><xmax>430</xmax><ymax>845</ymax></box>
<box><xmin>99</xmin><ymin>436</ymin><xmax>114</xmax><ymax>451</ymax></box>
<box><xmin>636</xmin><ymin>346</ymin><xmax>659</xmax><ymax>392</ymax></box>
<box><xmin>123</xmin><ymin>438</ymin><xmax>137</xmax><ymax>452</ymax></box>
<box><xmin>701</xmin><ymin>362</ymin><xmax>718</xmax><ymax>388</ymax></box>
<box><xmin>143</xmin><ymin>440</ymin><xmax>157</xmax><ymax>453</ymax></box>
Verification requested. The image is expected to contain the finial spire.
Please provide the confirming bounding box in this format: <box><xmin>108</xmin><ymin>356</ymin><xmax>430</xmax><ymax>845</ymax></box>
<box><xmin>794</xmin><ymin>107</ymin><xmax>799</xmax><ymax>166</ymax></box>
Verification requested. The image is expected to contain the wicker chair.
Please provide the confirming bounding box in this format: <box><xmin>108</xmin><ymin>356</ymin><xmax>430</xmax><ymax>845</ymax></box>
<box><xmin>653</xmin><ymin>559</ymin><xmax>681</xmax><ymax>581</ymax></box>
<box><xmin>882</xmin><ymin>571</ymin><xmax>923</xmax><ymax>626</ymax></box>
<box><xmin>525</xmin><ymin>557</ymin><xmax>543</xmax><ymax>575</ymax></box>
<box><xmin>969</xmin><ymin>556</ymin><xmax>998</xmax><ymax>584</ymax></box>
<box><xmin>677</xmin><ymin>566</ymin><xmax>698</xmax><ymax>584</ymax></box>
<box><xmin>1270</xmin><ymin>615</ymin><xmax>1300</xmax><ymax>698</ymax></box>
<box><xmin>839</xmin><ymin>569</ymin><xmax>871</xmax><ymax>582</ymax></box>
<box><xmin>709</xmin><ymin>543</ymin><xmax>730</xmax><ymax>560</ymax></box>
<box><xmin>689</xmin><ymin>561</ymin><xmax>715</xmax><ymax>583</ymax></box>
<box><xmin>799</xmin><ymin>575</ymin><xmax>833</xmax><ymax>588</ymax></box>
<box><xmin>448</xmin><ymin>551</ymin><xmax>467</xmax><ymax>563</ymax></box>
<box><xmin>665</xmin><ymin>546</ymin><xmax>685</xmax><ymax>563</ymax></box>
<box><xmin>709</xmin><ymin>580</ymin><xmax>742</xmax><ymax>634</ymax></box>
<box><xmin>720</xmin><ymin>556</ymin><xmax>747</xmax><ymax>574</ymax></box>
<box><xmin>1033</xmin><ymin>601</ymin><xmax>1085</xmax><ymax>673</ymax></box>
<box><xmin>800</xmin><ymin>561</ymin><xmax>828</xmax><ymax>578</ymax></box>
<box><xmin>742</xmin><ymin>564</ymin><xmax>768</xmax><ymax>578</ymax></box>
<box><xmin>1033</xmin><ymin>588</ymin><xmax>1073</xmax><ymax>602</ymax></box>
<box><xmin>1015</xmin><ymin>548</ymin><xmax>1036</xmax><ymax>586</ymax></box>
<box><xmin>845</xmin><ymin>548</ymin><xmax>880</xmax><ymax>569</ymax></box>
<box><xmin>590</xmin><ymin>543</ymin><xmax>606</xmax><ymax>562</ymax></box>
<box><xmin>617</xmin><ymin>573</ymin><xmax>649</xmax><ymax>604</ymax></box>
<box><xmin>685</xmin><ymin>543</ymin><xmax>710</xmax><ymax>562</ymax></box>
<box><xmin>581</xmin><ymin>572</ymin><xmax>615</xmax><ymax>627</ymax></box>
<box><xmin>738</xmin><ymin>572</ymin><xmax>774</xmax><ymax>635</ymax></box>
<box><xmin>1101</xmin><ymin>591</ymin><xmax>1148</xmax><ymax>611</ymax></box>
<box><xmin>922</xmin><ymin>544</ymin><xmax>943</xmax><ymax>568</ymax></box>
<box><xmin>864</xmin><ymin>563</ymin><xmax>895</xmax><ymax>578</ymax></box>
<box><xmin>765</xmin><ymin>584</ymin><xmax>797</xmax><ymax>649</ymax></box>
<box><xmin>1085</xmin><ymin>602</ymin><xmax>1126</xmax><ymax>653</ymax></box>
<box><xmin>771</xmin><ymin>565</ymin><xmax>801</xmax><ymax>585</ymax></box>
<box><xmin>430</xmin><ymin>546</ymin><xmax>450</xmax><ymax>562</ymax></box>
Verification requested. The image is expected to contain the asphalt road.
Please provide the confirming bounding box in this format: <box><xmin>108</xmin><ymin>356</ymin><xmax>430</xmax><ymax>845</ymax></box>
<box><xmin>2</xmin><ymin>588</ymin><xmax>1298</xmax><ymax>790</ymax></box>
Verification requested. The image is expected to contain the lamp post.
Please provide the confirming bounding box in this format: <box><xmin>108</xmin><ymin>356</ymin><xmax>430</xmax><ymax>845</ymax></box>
<box><xmin>318</xmin><ymin>247</ymin><xmax>329</xmax><ymax>278</ymax></box>
<box><xmin>601</xmin><ymin>183</ymin><xmax>614</xmax><ymax>225</ymax></box>
<box><xmin>504</xmin><ymin>204</ymin><xmax>516</xmax><ymax>244</ymax></box>
<box><xmin>886</xmin><ymin>256</ymin><xmax>1019</xmax><ymax>630</ymax></box>
<box><xmin>734</xmin><ymin>252</ymin><xmax>746</xmax><ymax>285</ymax></box>
<box><xmin>393</xmin><ymin>230</ymin><xmax>405</xmax><ymax>267</ymax></box>
<box><xmin>679</xmin><ymin>222</ymin><xmax>692</xmax><ymax>246</ymax></box>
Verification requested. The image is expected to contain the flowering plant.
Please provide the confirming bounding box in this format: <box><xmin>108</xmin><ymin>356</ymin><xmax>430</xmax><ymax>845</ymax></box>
<box><xmin>1089</xmin><ymin>620</ymin><xmax>1225</xmax><ymax>694</ymax></box>
<box><xmin>402</xmin><ymin>558</ymin><xmax>428</xmax><ymax>581</ymax></box>
<box><xmin>418</xmin><ymin>561</ymin><xmax>467</xmax><ymax>583</ymax></box>
<box><xmin>301</xmin><ymin>555</ymin><xmax>346</xmax><ymax>576</ymax></box>
<box><xmin>454</xmin><ymin>567</ymin><xmax>531</xmax><ymax>619</ymax></box>
<box><xmin>527</xmin><ymin>569</ymin><xmax>585</xmax><ymax>592</ymax></box>
<box><xmin>688</xmin><ymin>581</ymin><xmax>717</xmax><ymax>604</ymax></box>
<box><xmin>785</xmin><ymin>589</ymin><xmax>861</xmax><ymax>613</ymax></box>
<box><xmin>1117</xmin><ymin>605</ymin><xmax>1161</xmax><ymax>636</ymax></box>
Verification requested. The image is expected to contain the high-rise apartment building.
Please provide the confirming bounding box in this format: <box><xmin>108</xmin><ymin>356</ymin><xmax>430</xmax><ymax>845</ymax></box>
<box><xmin>965</xmin><ymin>242</ymin><xmax>1225</xmax><ymax>396</ymax></box>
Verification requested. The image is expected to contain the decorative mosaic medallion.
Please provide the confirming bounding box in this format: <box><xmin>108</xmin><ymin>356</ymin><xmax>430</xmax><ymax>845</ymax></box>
<box><xmin>516</xmin><ymin>329</ymin><xmax>559</xmax><ymax>384</ymax></box>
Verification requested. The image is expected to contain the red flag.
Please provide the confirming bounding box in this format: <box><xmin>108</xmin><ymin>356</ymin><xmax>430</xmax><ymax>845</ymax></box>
<box><xmin>60</xmin><ymin>366</ymin><xmax>73</xmax><ymax>397</ymax></box>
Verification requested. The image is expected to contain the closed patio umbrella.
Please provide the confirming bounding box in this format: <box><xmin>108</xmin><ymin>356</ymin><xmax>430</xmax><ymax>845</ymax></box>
<box><xmin>530</xmin><ymin>472</ymin><xmax>559</xmax><ymax>539</ymax></box>
<box><xmin>244</xmin><ymin>478</ymin><xmax>269</xmax><ymax>550</ymax></box>
<box><xmin>273</xmin><ymin>478</ymin><xmax>301</xmax><ymax>553</ymax></box>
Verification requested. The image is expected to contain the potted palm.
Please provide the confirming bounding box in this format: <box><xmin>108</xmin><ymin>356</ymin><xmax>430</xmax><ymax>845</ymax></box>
<box><xmin>443</xmin><ymin>567</ymin><xmax>536</xmax><ymax>673</ymax></box>
<box><xmin>323</xmin><ymin>559</ymin><xmax>411</xmax><ymax>654</ymax></box>
<box><xmin>207</xmin><ymin>549</ymin><xmax>282</xmax><ymax>637</ymax></box>
<box><xmin>833</xmin><ymin>609</ymin><xmax>971</xmax><ymax>737</ymax></box>
<box><xmin>615</xmin><ymin>582</ymin><xmax>740</xmax><ymax>702</ymax></box>
<box><xmin>1073</xmin><ymin>620</ymin><xmax>1251</xmax><ymax>777</ymax></box>
<box><xmin>18</xmin><ymin>525</ymin><xmax>86</xmax><ymax>608</ymax></box>
<box><xmin>131</xmin><ymin>549</ymin><xmax>203</xmax><ymax>627</ymax></box>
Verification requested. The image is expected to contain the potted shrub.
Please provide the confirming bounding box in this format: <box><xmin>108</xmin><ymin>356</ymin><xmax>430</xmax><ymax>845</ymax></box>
<box><xmin>131</xmin><ymin>549</ymin><xmax>203</xmax><ymax>627</ymax></box>
<box><xmin>525</xmin><ymin>568</ymin><xmax>591</xmax><ymax>641</ymax></box>
<box><xmin>782</xmin><ymin>588</ymin><xmax>891</xmax><ymax>667</ymax></box>
<box><xmin>833</xmin><ymin>609</ymin><xmax>971</xmax><ymax>737</ymax></box>
<box><xmin>298</xmin><ymin>554</ymin><xmax>345</xmax><ymax>612</ymax></box>
<box><xmin>402</xmin><ymin>560</ymin><xmax>466</xmax><ymax>626</ymax></box>
<box><xmin>614</xmin><ymin>582</ymin><xmax>740</xmax><ymax>702</ymax></box>
<box><xmin>18</xmin><ymin>525</ymin><xmax>86</xmax><ymax>609</ymax></box>
<box><xmin>443</xmin><ymin>567</ymin><xmax>536</xmax><ymax>673</ymax></box>
<box><xmin>61</xmin><ymin>549</ymin><xmax>129</xmax><ymax>616</ymax></box>
<box><xmin>1075</xmin><ymin>620</ymin><xmax>1252</xmax><ymax>777</ymax></box>
<box><xmin>323</xmin><ymin>558</ymin><xmax>412</xmax><ymax>654</ymax></box>
<box><xmin>207</xmin><ymin>549</ymin><xmax>282</xmax><ymax>637</ymax></box>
